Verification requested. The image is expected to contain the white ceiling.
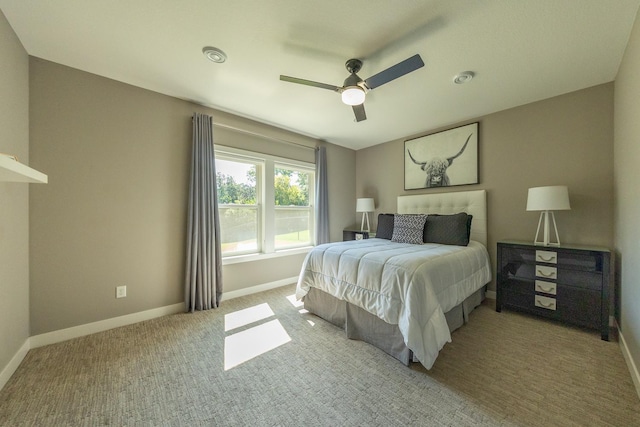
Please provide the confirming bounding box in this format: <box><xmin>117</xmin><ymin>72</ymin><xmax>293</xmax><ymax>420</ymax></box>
<box><xmin>1</xmin><ymin>0</ymin><xmax>639</xmax><ymax>150</ymax></box>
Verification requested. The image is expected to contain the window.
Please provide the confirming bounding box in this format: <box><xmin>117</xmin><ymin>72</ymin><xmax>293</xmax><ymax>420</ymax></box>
<box><xmin>216</xmin><ymin>155</ymin><xmax>261</xmax><ymax>255</ymax></box>
<box><xmin>274</xmin><ymin>165</ymin><xmax>314</xmax><ymax>250</ymax></box>
<box><xmin>215</xmin><ymin>147</ymin><xmax>315</xmax><ymax>258</ymax></box>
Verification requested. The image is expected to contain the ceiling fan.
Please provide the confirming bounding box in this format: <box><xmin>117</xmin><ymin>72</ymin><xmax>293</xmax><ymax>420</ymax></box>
<box><xmin>280</xmin><ymin>54</ymin><xmax>425</xmax><ymax>122</ymax></box>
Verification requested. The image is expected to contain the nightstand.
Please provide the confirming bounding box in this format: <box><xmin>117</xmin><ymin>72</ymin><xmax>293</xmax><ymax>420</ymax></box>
<box><xmin>343</xmin><ymin>228</ymin><xmax>376</xmax><ymax>241</ymax></box>
<box><xmin>496</xmin><ymin>240</ymin><xmax>611</xmax><ymax>341</ymax></box>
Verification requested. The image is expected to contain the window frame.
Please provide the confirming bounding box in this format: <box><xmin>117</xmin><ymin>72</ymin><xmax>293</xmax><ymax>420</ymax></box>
<box><xmin>215</xmin><ymin>145</ymin><xmax>316</xmax><ymax>260</ymax></box>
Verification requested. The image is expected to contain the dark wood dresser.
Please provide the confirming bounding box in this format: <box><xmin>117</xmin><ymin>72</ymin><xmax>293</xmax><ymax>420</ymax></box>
<box><xmin>496</xmin><ymin>240</ymin><xmax>611</xmax><ymax>340</ymax></box>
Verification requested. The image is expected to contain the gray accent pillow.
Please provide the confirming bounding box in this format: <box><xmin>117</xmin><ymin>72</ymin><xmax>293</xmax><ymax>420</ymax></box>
<box><xmin>391</xmin><ymin>214</ymin><xmax>427</xmax><ymax>244</ymax></box>
<box><xmin>423</xmin><ymin>213</ymin><xmax>472</xmax><ymax>246</ymax></box>
<box><xmin>376</xmin><ymin>213</ymin><xmax>395</xmax><ymax>240</ymax></box>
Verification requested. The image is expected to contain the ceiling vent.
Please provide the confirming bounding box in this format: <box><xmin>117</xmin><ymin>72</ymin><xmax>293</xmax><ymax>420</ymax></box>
<box><xmin>202</xmin><ymin>47</ymin><xmax>227</xmax><ymax>63</ymax></box>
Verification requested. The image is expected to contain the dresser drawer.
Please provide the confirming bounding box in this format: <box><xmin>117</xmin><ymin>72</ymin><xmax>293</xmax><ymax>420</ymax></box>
<box><xmin>501</xmin><ymin>278</ymin><xmax>557</xmax><ymax>295</ymax></box>
<box><xmin>501</xmin><ymin>263</ymin><xmax>602</xmax><ymax>290</ymax></box>
<box><xmin>500</xmin><ymin>288</ymin><xmax>559</xmax><ymax>320</ymax></box>
<box><xmin>501</xmin><ymin>284</ymin><xmax>602</xmax><ymax>329</ymax></box>
<box><xmin>534</xmin><ymin>295</ymin><xmax>557</xmax><ymax>310</ymax></box>
<box><xmin>535</xmin><ymin>280</ymin><xmax>557</xmax><ymax>295</ymax></box>
<box><xmin>501</xmin><ymin>247</ymin><xmax>604</xmax><ymax>273</ymax></box>
<box><xmin>535</xmin><ymin>265</ymin><xmax>557</xmax><ymax>280</ymax></box>
<box><xmin>536</xmin><ymin>250</ymin><xmax>558</xmax><ymax>264</ymax></box>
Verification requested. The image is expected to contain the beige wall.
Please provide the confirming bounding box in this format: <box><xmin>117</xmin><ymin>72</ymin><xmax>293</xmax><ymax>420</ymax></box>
<box><xmin>357</xmin><ymin>83</ymin><xmax>615</xmax><ymax>291</ymax></box>
<box><xmin>0</xmin><ymin>11</ymin><xmax>30</xmax><ymax>374</ymax></box>
<box><xmin>325</xmin><ymin>141</ymin><xmax>357</xmax><ymax>242</ymax></box>
<box><xmin>29</xmin><ymin>58</ymin><xmax>355</xmax><ymax>335</ymax></box>
<box><xmin>614</xmin><ymin>6</ymin><xmax>640</xmax><ymax>380</ymax></box>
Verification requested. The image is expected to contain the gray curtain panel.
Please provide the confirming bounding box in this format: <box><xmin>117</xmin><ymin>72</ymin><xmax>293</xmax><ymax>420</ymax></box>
<box><xmin>315</xmin><ymin>146</ymin><xmax>329</xmax><ymax>244</ymax></box>
<box><xmin>184</xmin><ymin>113</ymin><xmax>222</xmax><ymax>312</ymax></box>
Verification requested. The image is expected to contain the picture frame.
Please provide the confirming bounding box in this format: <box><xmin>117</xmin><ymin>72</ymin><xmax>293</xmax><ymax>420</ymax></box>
<box><xmin>404</xmin><ymin>122</ymin><xmax>479</xmax><ymax>190</ymax></box>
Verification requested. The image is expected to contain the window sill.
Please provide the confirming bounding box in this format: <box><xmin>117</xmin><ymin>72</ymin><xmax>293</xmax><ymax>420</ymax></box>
<box><xmin>222</xmin><ymin>246</ymin><xmax>313</xmax><ymax>265</ymax></box>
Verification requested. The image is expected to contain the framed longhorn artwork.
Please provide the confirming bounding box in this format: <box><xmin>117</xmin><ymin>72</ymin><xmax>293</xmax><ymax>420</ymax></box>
<box><xmin>404</xmin><ymin>122</ymin><xmax>479</xmax><ymax>190</ymax></box>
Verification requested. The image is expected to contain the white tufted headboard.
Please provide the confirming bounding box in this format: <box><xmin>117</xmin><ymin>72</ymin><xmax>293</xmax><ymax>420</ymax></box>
<box><xmin>397</xmin><ymin>190</ymin><xmax>487</xmax><ymax>247</ymax></box>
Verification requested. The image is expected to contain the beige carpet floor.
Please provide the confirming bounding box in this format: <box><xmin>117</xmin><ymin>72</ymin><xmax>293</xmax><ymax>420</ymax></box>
<box><xmin>1</xmin><ymin>284</ymin><xmax>639</xmax><ymax>426</ymax></box>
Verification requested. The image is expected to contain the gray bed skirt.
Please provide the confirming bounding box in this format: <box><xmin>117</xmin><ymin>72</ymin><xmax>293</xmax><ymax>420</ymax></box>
<box><xmin>303</xmin><ymin>286</ymin><xmax>486</xmax><ymax>366</ymax></box>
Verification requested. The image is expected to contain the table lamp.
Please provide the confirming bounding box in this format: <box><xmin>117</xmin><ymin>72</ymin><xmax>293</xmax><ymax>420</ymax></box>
<box><xmin>526</xmin><ymin>186</ymin><xmax>571</xmax><ymax>246</ymax></box>
<box><xmin>356</xmin><ymin>198</ymin><xmax>375</xmax><ymax>232</ymax></box>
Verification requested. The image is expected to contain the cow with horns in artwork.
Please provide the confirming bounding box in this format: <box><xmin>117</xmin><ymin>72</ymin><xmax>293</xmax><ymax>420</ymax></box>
<box><xmin>407</xmin><ymin>133</ymin><xmax>473</xmax><ymax>188</ymax></box>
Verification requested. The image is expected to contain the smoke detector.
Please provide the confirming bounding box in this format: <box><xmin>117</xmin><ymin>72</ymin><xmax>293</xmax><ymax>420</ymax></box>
<box><xmin>202</xmin><ymin>46</ymin><xmax>227</xmax><ymax>63</ymax></box>
<box><xmin>453</xmin><ymin>71</ymin><xmax>474</xmax><ymax>84</ymax></box>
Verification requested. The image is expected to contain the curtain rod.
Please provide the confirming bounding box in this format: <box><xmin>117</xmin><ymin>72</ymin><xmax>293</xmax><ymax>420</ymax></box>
<box><xmin>198</xmin><ymin>119</ymin><xmax>317</xmax><ymax>151</ymax></box>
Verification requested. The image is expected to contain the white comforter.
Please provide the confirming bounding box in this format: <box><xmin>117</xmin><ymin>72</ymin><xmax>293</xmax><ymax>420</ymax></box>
<box><xmin>296</xmin><ymin>238</ymin><xmax>492</xmax><ymax>369</ymax></box>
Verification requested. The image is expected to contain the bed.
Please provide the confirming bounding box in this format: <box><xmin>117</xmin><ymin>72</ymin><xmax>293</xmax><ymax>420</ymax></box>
<box><xmin>295</xmin><ymin>190</ymin><xmax>492</xmax><ymax>369</ymax></box>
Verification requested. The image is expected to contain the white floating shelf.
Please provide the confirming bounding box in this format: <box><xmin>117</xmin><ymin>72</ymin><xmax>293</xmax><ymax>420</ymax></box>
<box><xmin>0</xmin><ymin>155</ymin><xmax>48</xmax><ymax>184</ymax></box>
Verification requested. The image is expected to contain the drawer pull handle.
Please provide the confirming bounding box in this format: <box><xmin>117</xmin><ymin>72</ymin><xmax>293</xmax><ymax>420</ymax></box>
<box><xmin>536</xmin><ymin>299</ymin><xmax>555</xmax><ymax>308</ymax></box>
<box><xmin>538</xmin><ymin>285</ymin><xmax>554</xmax><ymax>293</ymax></box>
<box><xmin>539</xmin><ymin>255</ymin><xmax>556</xmax><ymax>262</ymax></box>
<box><xmin>537</xmin><ymin>269</ymin><xmax>556</xmax><ymax>278</ymax></box>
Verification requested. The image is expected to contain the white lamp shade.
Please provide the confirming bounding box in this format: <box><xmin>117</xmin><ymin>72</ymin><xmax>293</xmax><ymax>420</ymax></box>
<box><xmin>526</xmin><ymin>186</ymin><xmax>571</xmax><ymax>211</ymax></box>
<box><xmin>356</xmin><ymin>198</ymin><xmax>375</xmax><ymax>212</ymax></box>
<box><xmin>341</xmin><ymin>87</ymin><xmax>366</xmax><ymax>105</ymax></box>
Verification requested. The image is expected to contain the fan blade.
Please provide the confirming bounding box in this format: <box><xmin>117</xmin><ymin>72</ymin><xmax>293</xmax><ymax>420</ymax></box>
<box><xmin>280</xmin><ymin>75</ymin><xmax>340</xmax><ymax>92</ymax></box>
<box><xmin>363</xmin><ymin>54</ymin><xmax>425</xmax><ymax>90</ymax></box>
<box><xmin>352</xmin><ymin>104</ymin><xmax>367</xmax><ymax>122</ymax></box>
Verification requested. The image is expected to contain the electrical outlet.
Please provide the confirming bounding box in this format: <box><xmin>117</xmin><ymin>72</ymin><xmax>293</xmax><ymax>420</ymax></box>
<box><xmin>116</xmin><ymin>285</ymin><xmax>127</xmax><ymax>299</ymax></box>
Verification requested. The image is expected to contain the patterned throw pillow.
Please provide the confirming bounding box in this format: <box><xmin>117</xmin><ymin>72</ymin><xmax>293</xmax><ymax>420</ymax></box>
<box><xmin>376</xmin><ymin>214</ymin><xmax>395</xmax><ymax>240</ymax></box>
<box><xmin>391</xmin><ymin>214</ymin><xmax>427</xmax><ymax>244</ymax></box>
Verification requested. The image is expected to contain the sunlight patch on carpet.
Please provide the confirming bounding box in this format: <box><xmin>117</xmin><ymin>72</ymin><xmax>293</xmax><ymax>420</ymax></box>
<box><xmin>286</xmin><ymin>294</ymin><xmax>303</xmax><ymax>307</ymax></box>
<box><xmin>224</xmin><ymin>303</ymin><xmax>275</xmax><ymax>332</ymax></box>
<box><xmin>224</xmin><ymin>319</ymin><xmax>291</xmax><ymax>370</ymax></box>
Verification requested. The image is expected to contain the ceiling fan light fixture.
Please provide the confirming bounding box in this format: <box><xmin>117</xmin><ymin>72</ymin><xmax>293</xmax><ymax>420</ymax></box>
<box><xmin>202</xmin><ymin>46</ymin><xmax>227</xmax><ymax>63</ymax></box>
<box><xmin>280</xmin><ymin>54</ymin><xmax>423</xmax><ymax>121</ymax></box>
<box><xmin>341</xmin><ymin>86</ymin><xmax>366</xmax><ymax>105</ymax></box>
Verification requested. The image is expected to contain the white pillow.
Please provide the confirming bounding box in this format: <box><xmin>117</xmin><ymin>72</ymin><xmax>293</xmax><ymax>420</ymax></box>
<box><xmin>391</xmin><ymin>214</ymin><xmax>427</xmax><ymax>244</ymax></box>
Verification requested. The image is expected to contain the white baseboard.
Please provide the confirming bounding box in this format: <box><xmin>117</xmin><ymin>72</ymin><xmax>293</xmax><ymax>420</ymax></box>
<box><xmin>1</xmin><ymin>277</ymin><xmax>297</xmax><ymax>391</ymax></box>
<box><xmin>619</xmin><ymin>328</ymin><xmax>640</xmax><ymax>400</ymax></box>
<box><xmin>0</xmin><ymin>339</ymin><xmax>30</xmax><ymax>392</ymax></box>
<box><xmin>30</xmin><ymin>302</ymin><xmax>185</xmax><ymax>349</ymax></box>
<box><xmin>29</xmin><ymin>277</ymin><xmax>297</xmax><ymax>349</ymax></box>
<box><xmin>485</xmin><ymin>290</ymin><xmax>496</xmax><ymax>300</ymax></box>
<box><xmin>223</xmin><ymin>276</ymin><xmax>298</xmax><ymax>301</ymax></box>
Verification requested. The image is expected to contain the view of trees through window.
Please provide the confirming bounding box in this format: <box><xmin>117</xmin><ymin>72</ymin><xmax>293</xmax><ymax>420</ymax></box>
<box><xmin>216</xmin><ymin>156</ymin><xmax>313</xmax><ymax>256</ymax></box>
<box><xmin>216</xmin><ymin>167</ymin><xmax>309</xmax><ymax>206</ymax></box>
<box><xmin>273</xmin><ymin>166</ymin><xmax>312</xmax><ymax>250</ymax></box>
<box><xmin>216</xmin><ymin>159</ymin><xmax>259</xmax><ymax>255</ymax></box>
<box><xmin>216</xmin><ymin>167</ymin><xmax>257</xmax><ymax>205</ymax></box>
